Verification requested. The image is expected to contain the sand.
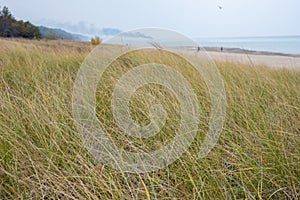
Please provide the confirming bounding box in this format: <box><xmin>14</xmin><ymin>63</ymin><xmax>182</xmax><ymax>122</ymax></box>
<box><xmin>205</xmin><ymin>51</ymin><xmax>300</xmax><ymax>70</ymax></box>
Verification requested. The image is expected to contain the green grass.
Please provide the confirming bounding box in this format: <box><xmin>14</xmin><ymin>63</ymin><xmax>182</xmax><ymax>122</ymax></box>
<box><xmin>0</xmin><ymin>38</ymin><xmax>299</xmax><ymax>199</ymax></box>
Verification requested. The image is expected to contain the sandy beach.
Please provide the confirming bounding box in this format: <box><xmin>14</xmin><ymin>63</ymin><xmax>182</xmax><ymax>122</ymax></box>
<box><xmin>205</xmin><ymin>50</ymin><xmax>300</xmax><ymax>69</ymax></box>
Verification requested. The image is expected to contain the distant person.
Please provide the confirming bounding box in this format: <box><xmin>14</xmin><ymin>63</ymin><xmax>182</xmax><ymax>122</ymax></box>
<box><xmin>197</xmin><ymin>47</ymin><xmax>200</xmax><ymax>52</ymax></box>
<box><xmin>221</xmin><ymin>47</ymin><xmax>224</xmax><ymax>52</ymax></box>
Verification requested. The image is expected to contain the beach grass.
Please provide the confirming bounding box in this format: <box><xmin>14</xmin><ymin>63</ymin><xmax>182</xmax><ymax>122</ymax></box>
<box><xmin>0</xmin><ymin>38</ymin><xmax>299</xmax><ymax>199</ymax></box>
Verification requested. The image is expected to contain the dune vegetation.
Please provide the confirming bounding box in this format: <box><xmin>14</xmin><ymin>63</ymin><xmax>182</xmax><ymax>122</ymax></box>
<box><xmin>0</xmin><ymin>38</ymin><xmax>299</xmax><ymax>199</ymax></box>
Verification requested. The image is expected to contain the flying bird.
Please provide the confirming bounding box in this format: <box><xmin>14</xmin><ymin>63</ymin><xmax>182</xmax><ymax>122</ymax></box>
<box><xmin>218</xmin><ymin>5</ymin><xmax>223</xmax><ymax>9</ymax></box>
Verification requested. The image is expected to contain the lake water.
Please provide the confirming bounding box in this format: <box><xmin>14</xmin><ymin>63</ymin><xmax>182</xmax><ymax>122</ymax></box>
<box><xmin>195</xmin><ymin>36</ymin><xmax>300</xmax><ymax>55</ymax></box>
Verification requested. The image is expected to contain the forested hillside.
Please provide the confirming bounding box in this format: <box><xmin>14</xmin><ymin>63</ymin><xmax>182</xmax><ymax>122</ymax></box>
<box><xmin>0</xmin><ymin>6</ymin><xmax>41</xmax><ymax>39</ymax></box>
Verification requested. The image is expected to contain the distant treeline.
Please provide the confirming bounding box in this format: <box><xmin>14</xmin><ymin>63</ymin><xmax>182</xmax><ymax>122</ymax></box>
<box><xmin>0</xmin><ymin>6</ymin><xmax>41</xmax><ymax>39</ymax></box>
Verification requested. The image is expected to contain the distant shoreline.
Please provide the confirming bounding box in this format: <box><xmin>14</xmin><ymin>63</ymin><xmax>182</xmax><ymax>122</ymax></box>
<box><xmin>2</xmin><ymin>36</ymin><xmax>299</xmax><ymax>58</ymax></box>
<box><xmin>1</xmin><ymin>37</ymin><xmax>299</xmax><ymax>69</ymax></box>
<box><xmin>202</xmin><ymin>46</ymin><xmax>300</xmax><ymax>58</ymax></box>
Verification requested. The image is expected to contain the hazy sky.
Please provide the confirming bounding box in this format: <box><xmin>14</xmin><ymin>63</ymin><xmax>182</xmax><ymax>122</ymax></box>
<box><xmin>1</xmin><ymin>0</ymin><xmax>299</xmax><ymax>37</ymax></box>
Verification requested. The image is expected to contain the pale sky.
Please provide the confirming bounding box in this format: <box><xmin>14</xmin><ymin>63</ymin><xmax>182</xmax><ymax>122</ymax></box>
<box><xmin>1</xmin><ymin>0</ymin><xmax>299</xmax><ymax>37</ymax></box>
